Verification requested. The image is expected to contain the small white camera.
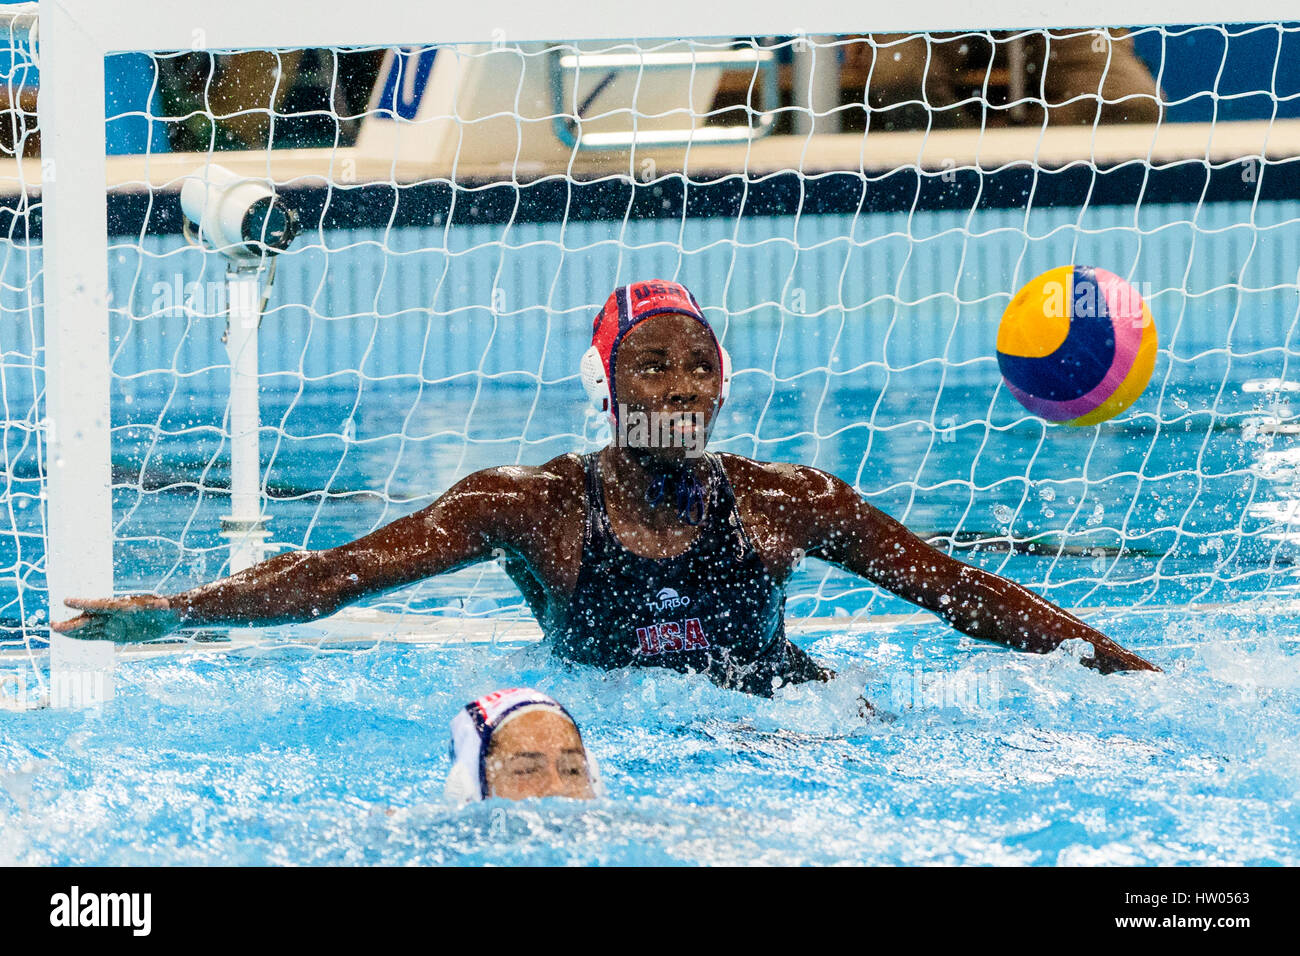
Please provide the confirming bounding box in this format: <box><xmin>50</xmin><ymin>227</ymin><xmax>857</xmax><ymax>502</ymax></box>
<box><xmin>180</xmin><ymin>164</ymin><xmax>300</xmax><ymax>260</ymax></box>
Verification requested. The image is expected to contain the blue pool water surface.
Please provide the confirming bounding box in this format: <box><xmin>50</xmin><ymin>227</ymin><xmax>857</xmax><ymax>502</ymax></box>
<box><xmin>1</xmin><ymin>603</ymin><xmax>1297</xmax><ymax>865</ymax></box>
<box><xmin>5</xmin><ymin>342</ymin><xmax>1300</xmax><ymax>863</ymax></box>
<box><xmin>4</xmin><ymin>201</ymin><xmax>1300</xmax><ymax>863</ymax></box>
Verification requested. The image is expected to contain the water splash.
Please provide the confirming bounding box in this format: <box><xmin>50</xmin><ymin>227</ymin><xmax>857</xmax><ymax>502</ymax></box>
<box><xmin>1</xmin><ymin>605</ymin><xmax>1296</xmax><ymax>864</ymax></box>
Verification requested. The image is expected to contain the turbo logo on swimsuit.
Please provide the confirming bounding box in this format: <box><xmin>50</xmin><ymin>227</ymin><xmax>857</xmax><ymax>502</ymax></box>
<box><xmin>647</xmin><ymin>587</ymin><xmax>691</xmax><ymax>612</ymax></box>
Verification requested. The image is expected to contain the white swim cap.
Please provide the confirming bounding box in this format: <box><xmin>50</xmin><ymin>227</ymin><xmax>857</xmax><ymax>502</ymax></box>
<box><xmin>443</xmin><ymin>687</ymin><xmax>603</xmax><ymax>804</ymax></box>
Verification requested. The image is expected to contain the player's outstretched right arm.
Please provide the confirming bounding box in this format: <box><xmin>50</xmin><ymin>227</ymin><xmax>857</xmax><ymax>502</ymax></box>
<box><xmin>803</xmin><ymin>470</ymin><xmax>1160</xmax><ymax>674</ymax></box>
<box><xmin>51</xmin><ymin>468</ymin><xmax>525</xmax><ymax>643</ymax></box>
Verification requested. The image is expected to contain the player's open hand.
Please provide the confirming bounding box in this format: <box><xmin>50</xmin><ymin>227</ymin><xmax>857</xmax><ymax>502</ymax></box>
<box><xmin>1082</xmin><ymin>638</ymin><xmax>1162</xmax><ymax>675</ymax></box>
<box><xmin>51</xmin><ymin>596</ymin><xmax>181</xmax><ymax>644</ymax></box>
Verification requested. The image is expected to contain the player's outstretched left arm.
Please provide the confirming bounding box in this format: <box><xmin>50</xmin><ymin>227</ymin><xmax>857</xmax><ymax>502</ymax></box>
<box><xmin>804</xmin><ymin>472</ymin><xmax>1160</xmax><ymax>674</ymax></box>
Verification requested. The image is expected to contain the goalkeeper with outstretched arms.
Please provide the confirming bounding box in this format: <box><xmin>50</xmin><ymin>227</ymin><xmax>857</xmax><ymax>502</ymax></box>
<box><xmin>54</xmin><ymin>280</ymin><xmax>1159</xmax><ymax>697</ymax></box>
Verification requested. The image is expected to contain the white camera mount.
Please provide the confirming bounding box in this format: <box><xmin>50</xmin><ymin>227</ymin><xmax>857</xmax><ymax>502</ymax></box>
<box><xmin>180</xmin><ymin>164</ymin><xmax>302</xmax><ymax>574</ymax></box>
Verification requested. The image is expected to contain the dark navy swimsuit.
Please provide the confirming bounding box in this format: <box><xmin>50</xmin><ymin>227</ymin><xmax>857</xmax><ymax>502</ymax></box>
<box><xmin>541</xmin><ymin>451</ymin><xmax>830</xmax><ymax>696</ymax></box>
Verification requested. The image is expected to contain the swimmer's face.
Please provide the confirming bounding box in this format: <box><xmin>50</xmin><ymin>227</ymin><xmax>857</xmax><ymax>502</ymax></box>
<box><xmin>484</xmin><ymin>709</ymin><xmax>595</xmax><ymax>801</ymax></box>
<box><xmin>614</xmin><ymin>313</ymin><xmax>720</xmax><ymax>460</ymax></box>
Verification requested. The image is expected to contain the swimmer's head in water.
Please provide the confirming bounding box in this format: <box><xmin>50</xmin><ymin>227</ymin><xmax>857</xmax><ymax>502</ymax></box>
<box><xmin>444</xmin><ymin>688</ymin><xmax>600</xmax><ymax>804</ymax></box>
<box><xmin>581</xmin><ymin>280</ymin><xmax>732</xmax><ymax>441</ymax></box>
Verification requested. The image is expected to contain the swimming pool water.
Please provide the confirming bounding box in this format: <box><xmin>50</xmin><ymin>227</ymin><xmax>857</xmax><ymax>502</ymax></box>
<box><xmin>5</xmin><ymin>335</ymin><xmax>1300</xmax><ymax>864</ymax></box>
<box><xmin>6</xmin><ymin>356</ymin><xmax>1300</xmax><ymax>640</ymax></box>
<box><xmin>2</xmin><ymin>602</ymin><xmax>1296</xmax><ymax>865</ymax></box>
<box><xmin>4</xmin><ymin>198</ymin><xmax>1300</xmax><ymax>864</ymax></box>
<box><xmin>5</xmin><ymin>343</ymin><xmax>1300</xmax><ymax>864</ymax></box>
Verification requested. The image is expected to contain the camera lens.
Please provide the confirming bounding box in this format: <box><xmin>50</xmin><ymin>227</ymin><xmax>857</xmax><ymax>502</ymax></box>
<box><xmin>240</xmin><ymin>196</ymin><xmax>300</xmax><ymax>255</ymax></box>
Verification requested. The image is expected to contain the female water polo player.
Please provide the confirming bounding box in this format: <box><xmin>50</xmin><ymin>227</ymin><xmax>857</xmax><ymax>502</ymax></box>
<box><xmin>54</xmin><ymin>279</ymin><xmax>1159</xmax><ymax>695</ymax></box>
<box><xmin>445</xmin><ymin>687</ymin><xmax>599</xmax><ymax>803</ymax></box>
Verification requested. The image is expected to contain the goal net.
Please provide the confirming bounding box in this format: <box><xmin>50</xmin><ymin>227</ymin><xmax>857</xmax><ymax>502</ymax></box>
<box><xmin>3</xmin><ymin>2</ymin><xmax>1300</xmax><ymax>705</ymax></box>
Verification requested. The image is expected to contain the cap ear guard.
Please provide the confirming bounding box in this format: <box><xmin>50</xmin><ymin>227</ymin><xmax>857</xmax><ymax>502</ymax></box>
<box><xmin>580</xmin><ymin>346</ymin><xmax>617</xmax><ymax>431</ymax></box>
<box><xmin>718</xmin><ymin>344</ymin><xmax>732</xmax><ymax>406</ymax></box>
<box><xmin>580</xmin><ymin>345</ymin><xmax>610</xmax><ymax>412</ymax></box>
<box><xmin>586</xmin><ymin>752</ymin><xmax>606</xmax><ymax>798</ymax></box>
<box><xmin>443</xmin><ymin>759</ymin><xmax>481</xmax><ymax>805</ymax></box>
